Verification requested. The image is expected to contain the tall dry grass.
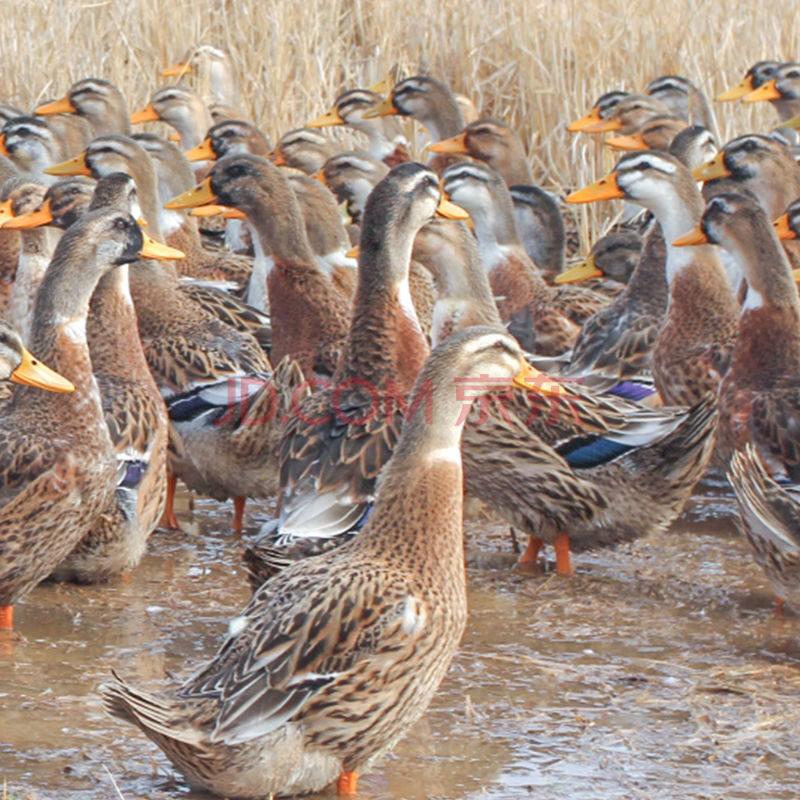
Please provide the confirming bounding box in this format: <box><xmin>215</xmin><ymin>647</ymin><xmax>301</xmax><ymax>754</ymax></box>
<box><xmin>1</xmin><ymin>0</ymin><xmax>798</xmax><ymax>246</ymax></box>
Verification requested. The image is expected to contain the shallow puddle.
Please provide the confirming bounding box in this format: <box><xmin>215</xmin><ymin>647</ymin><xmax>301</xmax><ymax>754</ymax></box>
<box><xmin>3</xmin><ymin>482</ymin><xmax>800</xmax><ymax>800</ymax></box>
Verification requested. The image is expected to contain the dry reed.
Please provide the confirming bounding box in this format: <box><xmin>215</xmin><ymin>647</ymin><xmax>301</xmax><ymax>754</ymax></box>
<box><xmin>1</xmin><ymin>0</ymin><xmax>798</xmax><ymax>247</ymax></box>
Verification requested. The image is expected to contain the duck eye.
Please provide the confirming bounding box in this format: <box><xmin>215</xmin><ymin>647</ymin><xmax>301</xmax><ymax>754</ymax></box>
<box><xmin>227</xmin><ymin>164</ymin><xmax>246</xmax><ymax>178</ymax></box>
<box><xmin>742</xmin><ymin>139</ymin><xmax>757</xmax><ymax>152</ymax></box>
<box><xmin>787</xmin><ymin>70</ymin><xmax>800</xmax><ymax>79</ymax></box>
<box><xmin>113</xmin><ymin>217</ymin><xmax>129</xmax><ymax>231</ymax></box>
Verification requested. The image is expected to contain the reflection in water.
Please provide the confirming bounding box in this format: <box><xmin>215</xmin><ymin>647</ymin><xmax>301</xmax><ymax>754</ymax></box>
<box><xmin>2</xmin><ymin>487</ymin><xmax>800</xmax><ymax>800</ymax></box>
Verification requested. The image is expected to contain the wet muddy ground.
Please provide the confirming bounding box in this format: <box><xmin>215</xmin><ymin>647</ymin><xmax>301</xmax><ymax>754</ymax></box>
<box><xmin>3</xmin><ymin>480</ymin><xmax>800</xmax><ymax>800</ymax></box>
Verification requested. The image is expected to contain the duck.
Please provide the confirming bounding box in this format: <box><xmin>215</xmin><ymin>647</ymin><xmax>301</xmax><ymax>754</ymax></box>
<box><xmin>363</xmin><ymin>75</ymin><xmax>468</xmax><ymax>173</ymax></box>
<box><xmin>605</xmin><ymin>115</ymin><xmax>690</xmax><ymax>153</ymax></box>
<box><xmin>245</xmin><ymin>164</ymin><xmax>457</xmax><ymax>578</ymax></box>
<box><xmin>428</xmin><ymin>118</ymin><xmax>534</xmax><ymax>185</ymax></box>
<box><xmin>567</xmin><ymin>150</ymin><xmax>739</xmax><ymax>407</ymax></box>
<box><xmin>673</xmin><ymin>192</ymin><xmax>800</xmax><ymax>475</ymax></box>
<box><xmin>556</xmin><ymin>231</ymin><xmax>642</xmax><ymax>288</ymax></box>
<box><xmin>184</xmin><ymin>118</ymin><xmax>272</xmax><ymax>162</ymax></box>
<box><xmin>441</xmin><ymin>161</ymin><xmax>607</xmax><ymax>351</ymax></box>
<box><xmin>0</xmin><ymin>318</ymin><xmax>74</xmax><ymax>393</ymax></box>
<box><xmin>162</xmin><ymin>45</ymin><xmax>239</xmax><ymax>110</ymax></box>
<box><xmin>644</xmin><ymin>74</ymin><xmax>718</xmax><ymax>135</ymax></box>
<box><xmin>0</xmin><ymin>178</ymin><xmax>59</xmax><ymax>343</ymax></box>
<box><xmin>410</xmin><ymin>216</ymin><xmax>716</xmax><ymax>576</ymax></box>
<box><xmin>567</xmin><ymin>90</ymin><xmax>630</xmax><ymax>131</ymax></box>
<box><xmin>165</xmin><ymin>154</ymin><xmax>352</xmax><ymax>378</ymax></box>
<box><xmin>286</xmin><ymin>173</ymin><xmax>358</xmax><ymax>301</ymax></box>
<box><xmin>269</xmin><ymin>128</ymin><xmax>336</xmax><ymax>175</ymax></box>
<box><xmin>773</xmin><ymin>196</ymin><xmax>800</xmax><ymax>269</ymax></box>
<box><xmin>0</xmin><ymin>209</ymin><xmax>157</xmax><ymax>628</ymax></box>
<box><xmin>308</xmin><ymin>87</ymin><xmax>411</xmax><ymax>166</ymax></box>
<box><xmin>35</xmin><ymin>78</ymin><xmax>131</xmax><ymax>136</ymax></box>
<box><xmin>577</xmin><ymin>94</ymin><xmax>671</xmax><ymax>135</ymax></box>
<box><xmin>715</xmin><ymin>61</ymin><xmax>782</xmax><ymax>103</ymax></box>
<box><xmin>46</xmin><ymin>138</ymin><xmax>279</xmax><ymax>532</ymax></box>
<box><xmin>100</xmin><ymin>325</ymin><xmax>547</xmax><ymax>798</ymax></box>
<box><xmin>130</xmin><ymin>86</ymin><xmax>213</xmax><ymax>151</ymax></box>
<box><xmin>742</xmin><ymin>62</ymin><xmax>800</xmax><ymax>123</ymax></box>
<box><xmin>315</xmin><ymin>150</ymin><xmax>389</xmax><ymax>225</ymax></box>
<box><xmin>0</xmin><ymin>115</ymin><xmax>69</xmax><ymax>184</ymax></box>
<box><xmin>667</xmin><ymin>124</ymin><xmax>719</xmax><ymax>171</ymax></box>
<box><xmin>10</xmin><ymin>173</ymin><xmax>172</xmax><ymax>583</ymax></box>
<box><xmin>507</xmin><ymin>185</ymin><xmax>568</xmax><ymax>279</ymax></box>
<box><xmin>728</xmin><ymin>444</ymin><xmax>800</xmax><ymax>611</ymax></box>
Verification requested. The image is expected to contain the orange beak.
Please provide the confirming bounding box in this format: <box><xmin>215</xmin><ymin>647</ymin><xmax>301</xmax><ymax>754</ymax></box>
<box><xmin>605</xmin><ymin>132</ymin><xmax>649</xmax><ymax>151</ymax></box>
<box><xmin>184</xmin><ymin>138</ymin><xmax>217</xmax><ymax>162</ymax></box>
<box><xmin>161</xmin><ymin>62</ymin><xmax>193</xmax><ymax>77</ymax></box>
<box><xmin>362</xmin><ymin>97</ymin><xmax>399</xmax><ymax>119</ymax></box>
<box><xmin>715</xmin><ymin>76</ymin><xmax>755</xmax><ymax>102</ymax></box>
<box><xmin>268</xmin><ymin>150</ymin><xmax>287</xmax><ymax>167</ymax></box>
<box><xmin>428</xmin><ymin>132</ymin><xmax>470</xmax><ymax>155</ymax></box>
<box><xmin>307</xmin><ymin>108</ymin><xmax>345</xmax><ymax>128</ymax></box>
<box><xmin>742</xmin><ymin>79</ymin><xmax>782</xmax><ymax>103</ymax></box>
<box><xmin>672</xmin><ymin>225</ymin><xmax>710</xmax><ymax>247</ymax></box>
<box><xmin>565</xmin><ymin>172</ymin><xmax>624</xmax><ymax>203</ymax></box>
<box><xmin>34</xmin><ymin>96</ymin><xmax>77</xmax><ymax>115</ymax></box>
<box><xmin>0</xmin><ymin>134</ymin><xmax>8</xmax><ymax>157</ymax></box>
<box><xmin>312</xmin><ymin>170</ymin><xmax>329</xmax><ymax>187</ymax></box>
<box><xmin>10</xmin><ymin>346</ymin><xmax>75</xmax><ymax>392</ymax></box>
<box><xmin>165</xmin><ymin>177</ymin><xmax>218</xmax><ymax>209</ymax></box>
<box><xmin>0</xmin><ymin>200</ymin><xmax>14</xmax><ymax>225</ymax></box>
<box><xmin>582</xmin><ymin>117</ymin><xmax>624</xmax><ymax>133</ymax></box>
<box><xmin>773</xmin><ymin>213</ymin><xmax>797</xmax><ymax>240</ymax></box>
<box><xmin>1</xmin><ymin>198</ymin><xmax>55</xmax><ymax>229</ymax></box>
<box><xmin>436</xmin><ymin>187</ymin><xmax>470</xmax><ymax>220</ymax></box>
<box><xmin>567</xmin><ymin>108</ymin><xmax>601</xmax><ymax>132</ymax></box>
<box><xmin>513</xmin><ymin>359</ymin><xmax>566</xmax><ymax>396</ymax></box>
<box><xmin>691</xmin><ymin>152</ymin><xmax>730</xmax><ymax>182</ymax></box>
<box><xmin>44</xmin><ymin>152</ymin><xmax>92</xmax><ymax>177</ymax></box>
<box><xmin>138</xmin><ymin>229</ymin><xmax>186</xmax><ymax>260</ymax></box>
<box><xmin>130</xmin><ymin>103</ymin><xmax>161</xmax><ymax>124</ymax></box>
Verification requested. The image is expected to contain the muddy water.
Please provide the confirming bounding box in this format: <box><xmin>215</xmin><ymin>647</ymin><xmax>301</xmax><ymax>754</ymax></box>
<box><xmin>3</xmin><ymin>483</ymin><xmax>800</xmax><ymax>800</ymax></box>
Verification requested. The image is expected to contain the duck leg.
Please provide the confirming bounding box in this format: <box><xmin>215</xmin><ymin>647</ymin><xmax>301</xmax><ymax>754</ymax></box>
<box><xmin>519</xmin><ymin>535</ymin><xmax>543</xmax><ymax>570</ymax></box>
<box><xmin>233</xmin><ymin>496</ymin><xmax>246</xmax><ymax>535</ymax></box>
<box><xmin>0</xmin><ymin>606</ymin><xmax>13</xmax><ymax>630</ymax></box>
<box><xmin>554</xmin><ymin>533</ymin><xmax>574</xmax><ymax>576</ymax></box>
<box><xmin>159</xmin><ymin>471</ymin><xmax>181</xmax><ymax>530</ymax></box>
<box><xmin>337</xmin><ymin>771</ymin><xmax>358</xmax><ymax>794</ymax></box>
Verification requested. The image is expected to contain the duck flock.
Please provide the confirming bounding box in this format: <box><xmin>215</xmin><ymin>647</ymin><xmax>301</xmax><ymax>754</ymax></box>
<box><xmin>1</xmin><ymin>45</ymin><xmax>800</xmax><ymax>797</ymax></box>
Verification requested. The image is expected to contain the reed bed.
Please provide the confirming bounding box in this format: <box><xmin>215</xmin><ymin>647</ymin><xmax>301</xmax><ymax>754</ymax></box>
<box><xmin>1</xmin><ymin>0</ymin><xmax>798</xmax><ymax>246</ymax></box>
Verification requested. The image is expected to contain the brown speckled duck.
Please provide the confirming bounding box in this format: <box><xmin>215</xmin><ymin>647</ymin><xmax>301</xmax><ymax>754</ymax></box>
<box><xmin>100</xmin><ymin>325</ymin><xmax>544</xmax><ymax>798</ymax></box>
<box><xmin>0</xmin><ymin>210</ymin><xmax>156</xmax><ymax>627</ymax></box>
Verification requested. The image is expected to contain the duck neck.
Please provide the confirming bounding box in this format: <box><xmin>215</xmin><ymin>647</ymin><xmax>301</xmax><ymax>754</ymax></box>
<box><xmin>30</xmin><ymin>243</ymin><xmax>110</xmax><ymax>404</ymax></box>
<box><xmin>357</xmin><ymin>372</ymin><xmax>468</xmax><ymax>573</ymax></box>
<box><xmin>343</xmin><ymin>230</ymin><xmax>429</xmax><ymax>392</ymax></box>
<box><xmin>247</xmin><ymin>191</ymin><xmax>318</xmax><ymax>267</ymax></box>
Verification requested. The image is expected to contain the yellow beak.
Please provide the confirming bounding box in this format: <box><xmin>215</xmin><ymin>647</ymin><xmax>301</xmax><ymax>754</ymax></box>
<box><xmin>188</xmin><ymin>203</ymin><xmax>227</xmax><ymax>217</ymax></box>
<box><xmin>184</xmin><ymin>138</ymin><xmax>217</xmax><ymax>162</ymax></box>
<box><xmin>513</xmin><ymin>359</ymin><xmax>565</xmax><ymax>396</ymax></box>
<box><xmin>554</xmin><ymin>254</ymin><xmax>603</xmax><ymax>284</ymax></box>
<box><xmin>1</xmin><ymin>198</ymin><xmax>54</xmax><ymax>229</ymax></box>
<box><xmin>566</xmin><ymin>172</ymin><xmax>624</xmax><ymax>204</ymax></box>
<box><xmin>34</xmin><ymin>96</ymin><xmax>77</xmax><ymax>115</ymax></box>
<box><xmin>428</xmin><ymin>132</ymin><xmax>470</xmax><ymax>155</ymax></box>
<box><xmin>436</xmin><ymin>188</ymin><xmax>470</xmax><ymax>220</ymax></box>
<box><xmin>10</xmin><ymin>347</ymin><xmax>75</xmax><ymax>392</ymax></box>
<box><xmin>567</xmin><ymin>108</ymin><xmax>601</xmax><ymax>132</ymax></box>
<box><xmin>161</xmin><ymin>62</ymin><xmax>192</xmax><ymax>77</ymax></box>
<box><xmin>742</xmin><ymin>79</ymin><xmax>782</xmax><ymax>103</ymax></box>
<box><xmin>715</xmin><ymin>76</ymin><xmax>755</xmax><ymax>102</ymax></box>
<box><xmin>362</xmin><ymin>97</ymin><xmax>399</xmax><ymax>119</ymax></box>
<box><xmin>773</xmin><ymin>213</ymin><xmax>797</xmax><ymax>240</ymax></box>
<box><xmin>44</xmin><ymin>152</ymin><xmax>91</xmax><ymax>177</ymax></box>
<box><xmin>165</xmin><ymin>177</ymin><xmax>218</xmax><ymax>209</ymax></box>
<box><xmin>307</xmin><ymin>108</ymin><xmax>345</xmax><ymax>128</ymax></box>
<box><xmin>346</xmin><ymin>245</ymin><xmax>360</xmax><ymax>259</ymax></box>
<box><xmin>605</xmin><ymin>132</ymin><xmax>649</xmax><ymax>151</ymax></box>
<box><xmin>130</xmin><ymin>103</ymin><xmax>161</xmax><ymax>125</ymax></box>
<box><xmin>672</xmin><ymin>225</ymin><xmax>709</xmax><ymax>247</ymax></box>
<box><xmin>691</xmin><ymin>153</ymin><xmax>730</xmax><ymax>182</ymax></box>
<box><xmin>138</xmin><ymin>230</ymin><xmax>185</xmax><ymax>260</ymax></box>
